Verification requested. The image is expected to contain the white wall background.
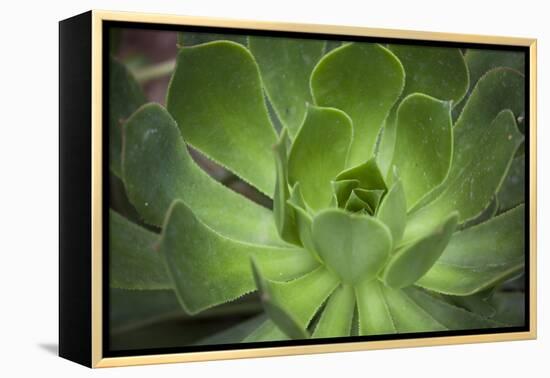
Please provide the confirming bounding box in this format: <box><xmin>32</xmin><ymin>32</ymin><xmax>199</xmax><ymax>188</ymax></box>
<box><xmin>0</xmin><ymin>0</ymin><xmax>547</xmax><ymax>376</ymax></box>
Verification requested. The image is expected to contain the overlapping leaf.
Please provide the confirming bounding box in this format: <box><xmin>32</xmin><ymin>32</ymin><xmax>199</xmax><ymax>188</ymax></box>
<box><xmin>109</xmin><ymin>57</ymin><xmax>146</xmax><ymax>177</ymax></box>
<box><xmin>159</xmin><ymin>200</ymin><xmax>319</xmax><ymax>314</ymax></box>
<box><xmin>109</xmin><ymin>210</ymin><xmax>169</xmax><ymax>290</ymax></box>
<box><xmin>123</xmin><ymin>103</ymin><xmax>283</xmax><ymax>245</ymax></box>
<box><xmin>417</xmin><ymin>205</ymin><xmax>525</xmax><ymax>295</ymax></box>
<box><xmin>311</xmin><ymin>43</ymin><xmax>405</xmax><ymax>166</ymax></box>
<box><xmin>288</xmin><ymin>105</ymin><xmax>352</xmax><ymax>210</ymax></box>
<box><xmin>404</xmin><ymin>68</ymin><xmax>524</xmax><ymax>241</ymax></box>
<box><xmin>249</xmin><ymin>36</ymin><xmax>325</xmax><ymax>137</ymax></box>
<box><xmin>166</xmin><ymin>41</ymin><xmax>278</xmax><ymax>196</ymax></box>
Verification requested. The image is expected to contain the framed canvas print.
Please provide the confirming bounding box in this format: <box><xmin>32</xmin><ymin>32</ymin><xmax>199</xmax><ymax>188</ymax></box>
<box><xmin>59</xmin><ymin>10</ymin><xmax>537</xmax><ymax>368</ymax></box>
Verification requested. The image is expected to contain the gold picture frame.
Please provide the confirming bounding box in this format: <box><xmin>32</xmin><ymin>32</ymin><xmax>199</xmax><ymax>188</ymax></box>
<box><xmin>59</xmin><ymin>9</ymin><xmax>537</xmax><ymax>368</ymax></box>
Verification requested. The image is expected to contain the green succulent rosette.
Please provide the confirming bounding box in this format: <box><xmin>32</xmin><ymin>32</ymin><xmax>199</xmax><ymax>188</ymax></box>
<box><xmin>109</xmin><ymin>34</ymin><xmax>526</xmax><ymax>346</ymax></box>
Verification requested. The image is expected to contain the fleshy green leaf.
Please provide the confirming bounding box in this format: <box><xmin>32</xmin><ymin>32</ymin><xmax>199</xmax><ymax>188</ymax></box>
<box><xmin>460</xmin><ymin>196</ymin><xmax>499</xmax><ymax>230</ymax></box>
<box><xmin>376</xmin><ymin>172</ymin><xmax>407</xmax><ymax>245</ymax></box>
<box><xmin>313</xmin><ymin>285</ymin><xmax>355</xmax><ymax>338</ymax></box>
<box><xmin>109</xmin><ymin>56</ymin><xmax>146</xmax><ymax>177</ymax></box>
<box><xmin>109</xmin><ymin>210</ymin><xmax>169</xmax><ymax>290</ymax></box>
<box><xmin>311</xmin><ymin>43</ymin><xmax>405</xmax><ymax>166</ymax></box>
<box><xmin>447</xmin><ymin>293</ymin><xmax>496</xmax><ymax>318</ymax></box>
<box><xmin>195</xmin><ymin>314</ymin><xmax>267</xmax><ymax>346</ymax></box>
<box><xmin>273</xmin><ymin>129</ymin><xmax>300</xmax><ymax>244</ymax></box>
<box><xmin>417</xmin><ymin>205</ymin><xmax>525</xmax><ymax>296</ymax></box>
<box><xmin>380</xmin><ymin>285</ymin><xmax>446</xmax><ymax>332</ymax></box>
<box><xmin>177</xmin><ymin>31</ymin><xmax>247</xmax><ymax>47</ymax></box>
<box><xmin>371</xmin><ymin>42</ymin><xmax>465</xmax><ymax>171</ymax></box>
<box><xmin>490</xmin><ymin>291</ymin><xmax>525</xmax><ymax>326</ymax></box>
<box><xmin>497</xmin><ymin>154</ymin><xmax>525</xmax><ymax>212</ymax></box>
<box><xmin>159</xmin><ymin>200</ymin><xmax>318</xmax><ymax>314</ymax></box>
<box><xmin>332</xmin><ymin>179</ymin><xmax>360</xmax><ymax>207</ymax></box>
<box><xmin>252</xmin><ymin>260</ymin><xmax>309</xmax><ymax>339</ymax></box>
<box><xmin>312</xmin><ymin>209</ymin><xmax>392</xmax><ymax>285</ymax></box>
<box><xmin>253</xmin><ymin>264</ymin><xmax>340</xmax><ymax>332</ymax></box>
<box><xmin>344</xmin><ymin>190</ymin><xmax>372</xmax><ymax>213</ymax></box>
<box><xmin>382</xmin><ymin>212</ymin><xmax>458</xmax><ymax>289</ymax></box>
<box><xmin>405</xmin><ymin>109</ymin><xmax>523</xmax><ymax>242</ymax></box>
<box><xmin>123</xmin><ymin>103</ymin><xmax>283</xmax><ymax>245</ymax></box>
<box><xmin>402</xmin><ymin>287</ymin><xmax>499</xmax><ymax>329</ymax></box>
<box><xmin>454</xmin><ymin>68</ymin><xmax>525</xmax><ymax>157</ymax></box>
<box><xmin>324</xmin><ymin>40</ymin><xmax>342</xmax><ymax>54</ymax></box>
<box><xmin>390</xmin><ymin>94</ymin><xmax>453</xmax><ymax>208</ymax></box>
<box><xmin>372</xmin><ymin>285</ymin><xmax>497</xmax><ymax>332</ymax></box>
<box><xmin>110</xmin><ymin>289</ymin><xmax>182</xmax><ymax>332</ymax></box>
<box><xmin>242</xmin><ymin>319</ymin><xmax>289</xmax><ymax>343</ymax></box>
<box><xmin>288</xmin><ymin>183</ymin><xmax>319</xmax><ymax>260</ymax></box>
<box><xmin>166</xmin><ymin>41</ymin><xmax>278</xmax><ymax>196</ymax></box>
<box><xmin>388</xmin><ymin>44</ymin><xmax>469</xmax><ymax>105</ymax></box>
<box><xmin>249</xmin><ymin>36</ymin><xmax>325</xmax><ymax>137</ymax></box>
<box><xmin>410</xmin><ymin>67</ymin><xmax>524</xmax><ymax>214</ymax></box>
<box><xmin>288</xmin><ymin>105</ymin><xmax>352</xmax><ymax>210</ymax></box>
<box><xmin>335</xmin><ymin>158</ymin><xmax>387</xmax><ymax>191</ymax></box>
<box><xmin>355</xmin><ymin>280</ymin><xmax>396</xmax><ymax>335</ymax></box>
<box><xmin>454</xmin><ymin>48</ymin><xmax>525</xmax><ymax>120</ymax></box>
<box><xmin>354</xmin><ymin>189</ymin><xmax>384</xmax><ymax>213</ymax></box>
<box><xmin>465</xmin><ymin>49</ymin><xmax>525</xmax><ymax>91</ymax></box>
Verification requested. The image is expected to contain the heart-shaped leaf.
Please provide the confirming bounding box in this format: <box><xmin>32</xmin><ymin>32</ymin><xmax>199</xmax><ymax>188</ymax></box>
<box><xmin>288</xmin><ymin>105</ymin><xmax>353</xmax><ymax>210</ymax></box>
<box><xmin>159</xmin><ymin>200</ymin><xmax>318</xmax><ymax>314</ymax></box>
<box><xmin>382</xmin><ymin>212</ymin><xmax>458</xmax><ymax>288</ymax></box>
<box><xmin>166</xmin><ymin>41</ymin><xmax>278</xmax><ymax>196</ymax></box>
<box><xmin>249</xmin><ymin>36</ymin><xmax>325</xmax><ymax>137</ymax></box>
<box><xmin>311</xmin><ymin>43</ymin><xmax>404</xmax><ymax>166</ymax></box>
<box><xmin>123</xmin><ymin>103</ymin><xmax>283</xmax><ymax>245</ymax></box>
<box><xmin>312</xmin><ymin>209</ymin><xmax>392</xmax><ymax>284</ymax></box>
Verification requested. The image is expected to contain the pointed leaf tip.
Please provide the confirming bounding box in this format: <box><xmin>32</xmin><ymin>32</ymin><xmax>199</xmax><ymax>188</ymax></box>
<box><xmin>382</xmin><ymin>211</ymin><xmax>459</xmax><ymax>289</ymax></box>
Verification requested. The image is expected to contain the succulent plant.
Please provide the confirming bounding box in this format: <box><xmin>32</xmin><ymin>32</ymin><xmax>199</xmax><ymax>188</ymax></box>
<box><xmin>109</xmin><ymin>32</ymin><xmax>526</xmax><ymax>347</ymax></box>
